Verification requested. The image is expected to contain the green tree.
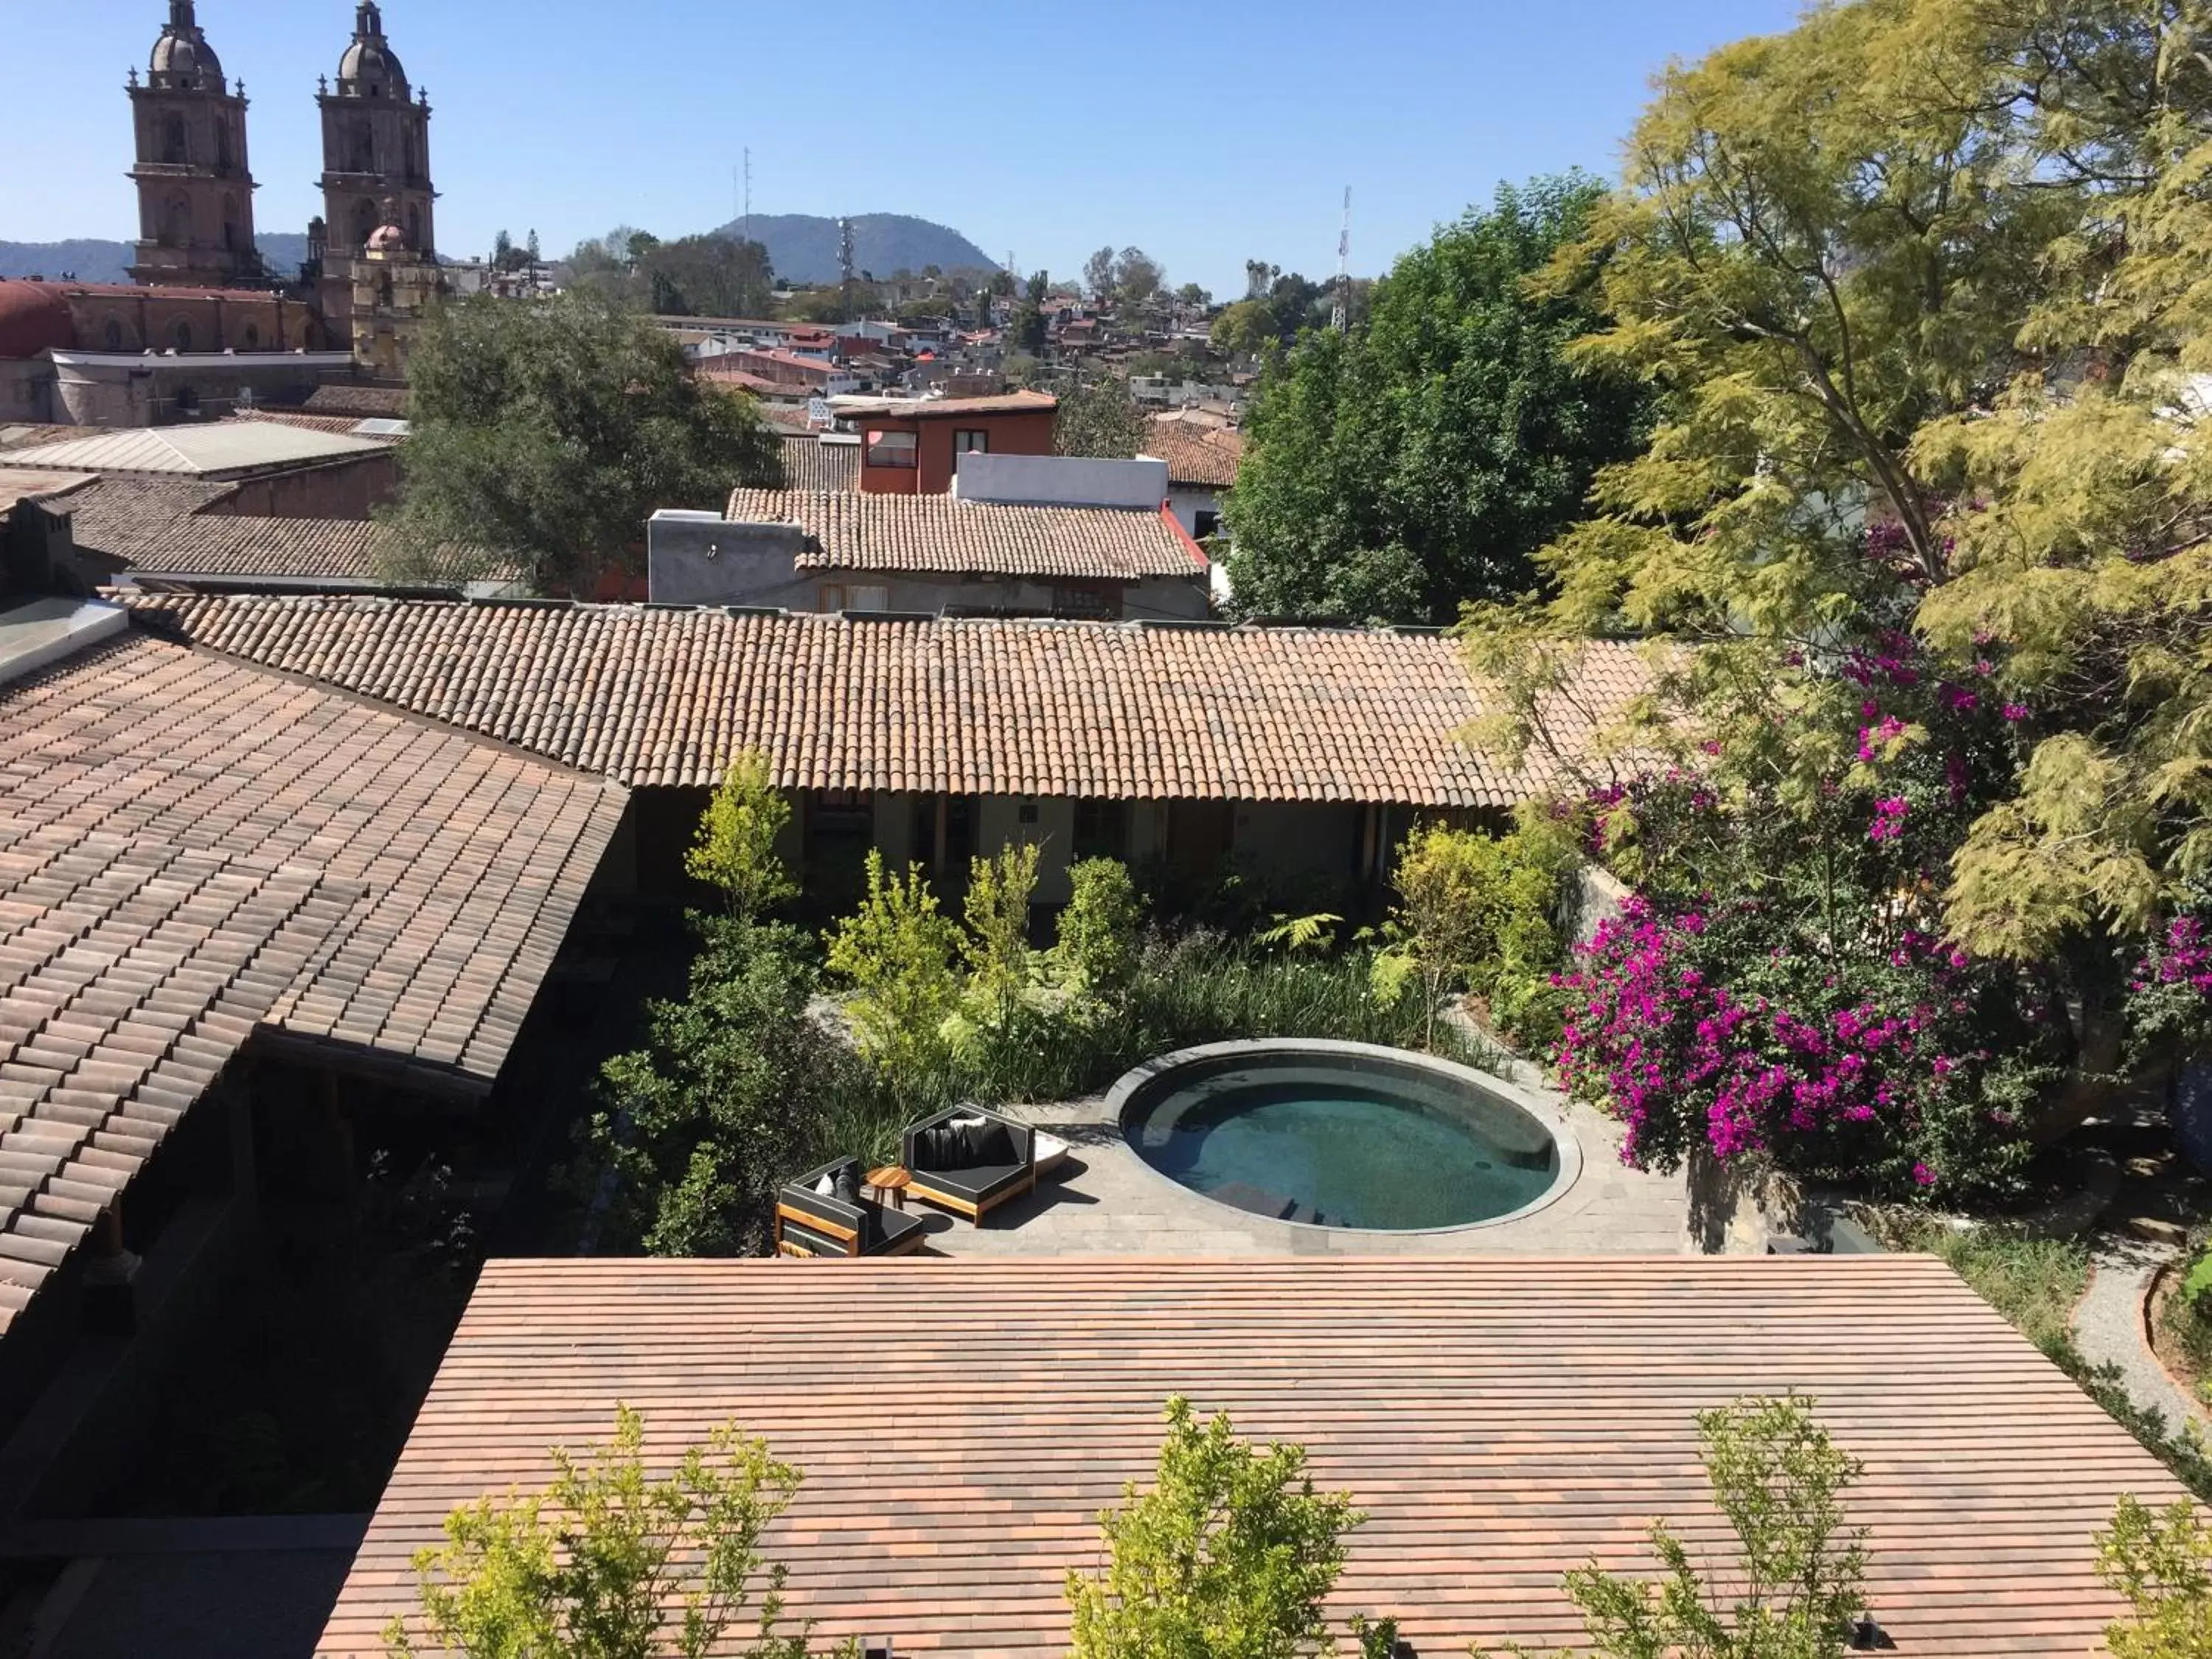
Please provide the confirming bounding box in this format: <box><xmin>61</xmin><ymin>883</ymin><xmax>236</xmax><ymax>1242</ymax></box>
<box><xmin>382</xmin><ymin>289</ymin><xmax>782</xmax><ymax>595</ymax></box>
<box><xmin>1523</xmin><ymin>1395</ymin><xmax>1868</xmax><ymax>1659</ymax></box>
<box><xmin>1464</xmin><ymin>0</ymin><xmax>2212</xmax><ymax>1034</ymax></box>
<box><xmin>961</xmin><ymin>841</ymin><xmax>1040</xmax><ymax>1037</ymax></box>
<box><xmin>1175</xmin><ymin>282</ymin><xmax>1211</xmax><ymax>309</ymax></box>
<box><xmin>1011</xmin><ymin>269</ymin><xmax>1052</xmax><ymax>353</ymax></box>
<box><xmin>686</xmin><ymin>752</ymin><xmax>796</xmax><ymax>921</ymax></box>
<box><xmin>1114</xmin><ymin>247</ymin><xmax>1166</xmax><ymax>308</ymax></box>
<box><xmin>1374</xmin><ymin>819</ymin><xmax>1565</xmax><ymax>1051</ymax></box>
<box><xmin>1208</xmin><ymin>300</ymin><xmax>1277</xmax><ymax>360</ymax></box>
<box><xmin>1085</xmin><ymin>246</ymin><xmax>1119</xmax><ymax>305</ymax></box>
<box><xmin>1225</xmin><ymin>174</ymin><xmax>1649</xmax><ymax>625</ymax></box>
<box><xmin>582</xmin><ymin>918</ymin><xmax>843</xmax><ymax>1256</ymax></box>
<box><xmin>2099</xmin><ymin>1495</ymin><xmax>2212</xmax><ymax>1659</ymax></box>
<box><xmin>384</xmin><ymin>1406</ymin><xmax>841</xmax><ymax>1659</ymax></box>
<box><xmin>824</xmin><ymin>851</ymin><xmax>961</xmax><ymax>1085</ymax></box>
<box><xmin>1065</xmin><ymin>1397</ymin><xmax>1371</xmax><ymax>1659</ymax></box>
<box><xmin>1054</xmin><ymin>376</ymin><xmax>1152</xmax><ymax>461</ymax></box>
<box><xmin>1055</xmin><ymin>858</ymin><xmax>1142</xmax><ymax>1005</ymax></box>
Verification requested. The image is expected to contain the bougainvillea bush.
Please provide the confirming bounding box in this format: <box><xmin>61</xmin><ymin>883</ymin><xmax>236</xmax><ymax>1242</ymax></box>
<box><xmin>1554</xmin><ymin>894</ymin><xmax>2061</xmax><ymax>1200</ymax></box>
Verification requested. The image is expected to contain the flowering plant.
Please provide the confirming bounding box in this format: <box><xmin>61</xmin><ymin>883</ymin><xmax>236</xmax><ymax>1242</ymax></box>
<box><xmin>2124</xmin><ymin>898</ymin><xmax>2212</xmax><ymax>1068</ymax></box>
<box><xmin>1554</xmin><ymin>889</ymin><xmax>2059</xmax><ymax>1200</ymax></box>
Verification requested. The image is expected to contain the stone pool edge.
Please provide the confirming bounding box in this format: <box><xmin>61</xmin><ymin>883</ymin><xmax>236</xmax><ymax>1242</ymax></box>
<box><xmin>1103</xmin><ymin>1038</ymin><xmax>1587</xmax><ymax>1239</ymax></box>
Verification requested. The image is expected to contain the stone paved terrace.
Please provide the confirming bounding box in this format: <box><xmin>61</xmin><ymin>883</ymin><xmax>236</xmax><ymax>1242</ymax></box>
<box><xmin>914</xmin><ymin>1060</ymin><xmax>1705</xmax><ymax>1259</ymax></box>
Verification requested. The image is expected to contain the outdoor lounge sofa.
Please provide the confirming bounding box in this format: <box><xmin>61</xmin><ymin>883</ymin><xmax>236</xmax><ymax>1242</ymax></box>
<box><xmin>902</xmin><ymin>1106</ymin><xmax>1037</xmax><ymax>1222</ymax></box>
<box><xmin>774</xmin><ymin>1157</ymin><xmax>928</xmax><ymax>1258</ymax></box>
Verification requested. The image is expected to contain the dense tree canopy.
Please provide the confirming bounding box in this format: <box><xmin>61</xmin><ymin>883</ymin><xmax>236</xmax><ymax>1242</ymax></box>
<box><xmin>1053</xmin><ymin>375</ymin><xmax>1152</xmax><ymax>460</ymax></box>
<box><xmin>1225</xmin><ymin>175</ymin><xmax>1652</xmax><ymax>623</ymax></box>
<box><xmin>1473</xmin><ymin>0</ymin><xmax>2212</xmax><ymax>952</ymax></box>
<box><xmin>1466</xmin><ymin>0</ymin><xmax>2212</xmax><ymax>1181</ymax></box>
<box><xmin>382</xmin><ymin>289</ymin><xmax>782</xmax><ymax>595</ymax></box>
<box><xmin>566</xmin><ymin>226</ymin><xmax>777</xmax><ymax>320</ymax></box>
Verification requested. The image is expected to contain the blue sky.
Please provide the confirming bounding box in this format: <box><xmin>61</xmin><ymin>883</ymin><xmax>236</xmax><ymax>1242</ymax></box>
<box><xmin>7</xmin><ymin>0</ymin><xmax>1807</xmax><ymax>294</ymax></box>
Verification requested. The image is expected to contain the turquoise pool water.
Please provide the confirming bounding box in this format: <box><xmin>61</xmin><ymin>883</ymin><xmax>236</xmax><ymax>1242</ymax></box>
<box><xmin>1124</xmin><ymin>1057</ymin><xmax>1559</xmax><ymax>1231</ymax></box>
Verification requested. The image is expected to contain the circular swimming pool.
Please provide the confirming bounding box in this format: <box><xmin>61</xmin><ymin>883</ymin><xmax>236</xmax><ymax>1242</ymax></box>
<box><xmin>1111</xmin><ymin>1040</ymin><xmax>1575</xmax><ymax>1233</ymax></box>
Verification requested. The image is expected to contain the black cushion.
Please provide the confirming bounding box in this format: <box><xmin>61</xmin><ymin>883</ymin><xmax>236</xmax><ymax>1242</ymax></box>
<box><xmin>917</xmin><ymin>1161</ymin><xmax>1027</xmax><ymax>1203</ymax></box>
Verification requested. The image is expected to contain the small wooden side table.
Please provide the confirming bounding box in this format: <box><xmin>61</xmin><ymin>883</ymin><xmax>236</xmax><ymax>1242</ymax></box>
<box><xmin>864</xmin><ymin>1165</ymin><xmax>913</xmax><ymax>1210</ymax></box>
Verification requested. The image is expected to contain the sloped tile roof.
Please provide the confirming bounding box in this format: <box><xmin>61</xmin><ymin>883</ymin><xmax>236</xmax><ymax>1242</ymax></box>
<box><xmin>723</xmin><ymin>490</ymin><xmax>1206</xmax><ymax>580</ymax></box>
<box><xmin>229</xmin><ymin>410</ymin><xmax>406</xmax><ymax>442</ymax></box>
<box><xmin>0</xmin><ymin>822</ymin><xmax>350</xmax><ymax>1335</ymax></box>
<box><xmin>123</xmin><ymin>596</ymin><xmax>1653</xmax><ymax>806</ymax></box>
<box><xmin>32</xmin><ymin>473</ymin><xmax>495</xmax><ymax>585</ymax></box>
<box><xmin>776</xmin><ymin>434</ymin><xmax>860</xmax><ymax>494</ymax></box>
<box><xmin>302</xmin><ymin>385</ymin><xmax>409</xmax><ymax>418</ymax></box>
<box><xmin>319</xmin><ymin>1256</ymin><xmax>2186</xmax><ymax>1658</ymax></box>
<box><xmin>1145</xmin><ymin>417</ymin><xmax>1243</xmax><ymax>488</ymax></box>
<box><xmin>0</xmin><ymin>628</ymin><xmax>627</xmax><ymax>1092</ymax></box>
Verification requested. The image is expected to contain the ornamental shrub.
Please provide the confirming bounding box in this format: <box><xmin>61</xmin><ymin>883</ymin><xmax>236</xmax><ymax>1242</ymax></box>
<box><xmin>823</xmin><ymin>852</ymin><xmax>961</xmax><ymax>1087</ymax></box>
<box><xmin>960</xmin><ymin>841</ymin><xmax>1041</xmax><ymax>1038</ymax></box>
<box><xmin>1065</xmin><ymin>1397</ymin><xmax>1376</xmax><ymax>1659</ymax></box>
<box><xmin>684</xmin><ymin>751</ymin><xmax>796</xmax><ymax>921</ymax></box>
<box><xmin>1532</xmin><ymin>1395</ymin><xmax>1869</xmax><ymax>1659</ymax></box>
<box><xmin>2098</xmin><ymin>1495</ymin><xmax>2212</xmax><ymax>1659</ymax></box>
<box><xmin>1553</xmin><ymin>894</ymin><xmax>2059</xmax><ymax>1200</ymax></box>
<box><xmin>1055</xmin><ymin>858</ymin><xmax>1143</xmax><ymax>1006</ymax></box>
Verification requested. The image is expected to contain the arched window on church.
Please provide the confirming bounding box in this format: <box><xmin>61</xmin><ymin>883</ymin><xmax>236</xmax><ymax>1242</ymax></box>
<box><xmin>349</xmin><ymin>122</ymin><xmax>374</xmax><ymax>175</ymax></box>
<box><xmin>243</xmin><ymin>322</ymin><xmax>260</xmax><ymax>349</ymax></box>
<box><xmin>173</xmin><ymin>319</ymin><xmax>193</xmax><ymax>352</ymax></box>
<box><xmin>378</xmin><ymin>271</ymin><xmax>396</xmax><ymax>308</ymax></box>
<box><xmin>407</xmin><ymin>204</ymin><xmax>422</xmax><ymax>250</ymax></box>
<box><xmin>222</xmin><ymin>197</ymin><xmax>240</xmax><ymax>252</ymax></box>
<box><xmin>164</xmin><ymin>195</ymin><xmax>191</xmax><ymax>248</ymax></box>
<box><xmin>103</xmin><ymin>319</ymin><xmax>125</xmax><ymax>351</ymax></box>
<box><xmin>162</xmin><ymin>114</ymin><xmax>186</xmax><ymax>164</ymax></box>
<box><xmin>217</xmin><ymin>120</ymin><xmax>232</xmax><ymax>171</ymax></box>
<box><xmin>354</xmin><ymin>199</ymin><xmax>380</xmax><ymax>248</ymax></box>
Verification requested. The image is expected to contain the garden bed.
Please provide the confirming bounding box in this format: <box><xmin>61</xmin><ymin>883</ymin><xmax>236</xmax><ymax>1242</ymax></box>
<box><xmin>2146</xmin><ymin>1259</ymin><xmax>2212</xmax><ymax>1411</ymax></box>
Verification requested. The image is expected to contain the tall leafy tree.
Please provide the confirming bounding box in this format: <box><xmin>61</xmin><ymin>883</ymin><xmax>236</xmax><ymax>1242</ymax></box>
<box><xmin>1225</xmin><ymin>175</ymin><xmax>1651</xmax><ymax>623</ymax></box>
<box><xmin>1054</xmin><ymin>375</ymin><xmax>1152</xmax><ymax>460</ymax></box>
<box><xmin>1084</xmin><ymin>245</ymin><xmax>1119</xmax><ymax>304</ymax></box>
<box><xmin>383</xmin><ymin>289</ymin><xmax>782</xmax><ymax>594</ymax></box>
<box><xmin>1467</xmin><ymin>0</ymin><xmax>2212</xmax><ymax>976</ymax></box>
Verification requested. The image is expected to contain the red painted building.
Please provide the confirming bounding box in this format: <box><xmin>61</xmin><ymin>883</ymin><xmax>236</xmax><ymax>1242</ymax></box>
<box><xmin>847</xmin><ymin>391</ymin><xmax>1059</xmax><ymax>495</ymax></box>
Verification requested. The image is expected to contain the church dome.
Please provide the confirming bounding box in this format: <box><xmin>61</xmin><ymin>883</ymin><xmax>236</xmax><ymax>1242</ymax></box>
<box><xmin>336</xmin><ymin>4</ymin><xmax>408</xmax><ymax>95</ymax></box>
<box><xmin>148</xmin><ymin>2</ymin><xmax>223</xmax><ymax>89</ymax></box>
<box><xmin>0</xmin><ymin>284</ymin><xmax>77</xmax><ymax>362</ymax></box>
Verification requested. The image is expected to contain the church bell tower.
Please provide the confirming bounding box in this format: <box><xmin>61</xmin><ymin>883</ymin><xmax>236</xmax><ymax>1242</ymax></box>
<box><xmin>128</xmin><ymin>2</ymin><xmax>265</xmax><ymax>289</ymax></box>
<box><xmin>317</xmin><ymin>4</ymin><xmax>437</xmax><ymax>332</ymax></box>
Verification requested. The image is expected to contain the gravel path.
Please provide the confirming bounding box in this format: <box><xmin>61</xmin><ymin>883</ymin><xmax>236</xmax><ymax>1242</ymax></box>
<box><xmin>2073</xmin><ymin>1239</ymin><xmax>2209</xmax><ymax>1434</ymax></box>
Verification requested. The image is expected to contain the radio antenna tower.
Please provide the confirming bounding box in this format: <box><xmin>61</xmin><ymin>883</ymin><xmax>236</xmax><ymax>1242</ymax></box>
<box><xmin>838</xmin><ymin>216</ymin><xmax>857</xmax><ymax>321</ymax></box>
<box><xmin>742</xmin><ymin>147</ymin><xmax>752</xmax><ymax>246</ymax></box>
<box><xmin>1332</xmin><ymin>187</ymin><xmax>1353</xmax><ymax>333</ymax></box>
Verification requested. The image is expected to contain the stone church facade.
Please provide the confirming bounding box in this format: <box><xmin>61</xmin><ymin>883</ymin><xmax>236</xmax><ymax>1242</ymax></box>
<box><xmin>120</xmin><ymin>1</ymin><xmax>441</xmax><ymax>355</ymax></box>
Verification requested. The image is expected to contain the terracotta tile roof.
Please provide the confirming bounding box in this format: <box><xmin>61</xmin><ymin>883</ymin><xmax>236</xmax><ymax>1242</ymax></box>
<box><xmin>122</xmin><ymin>596</ymin><xmax>1651</xmax><ymax>805</ymax></box>
<box><xmin>319</xmin><ymin>1256</ymin><xmax>2188</xmax><ymax>1658</ymax></box>
<box><xmin>1146</xmin><ymin>416</ymin><xmax>1243</xmax><ymax>488</ymax></box>
<box><xmin>0</xmin><ymin>425</ymin><xmax>106</xmax><ymax>454</ymax></box>
<box><xmin>0</xmin><ymin>822</ymin><xmax>350</xmax><ymax>1336</ymax></box>
<box><xmin>757</xmin><ymin>404</ymin><xmax>819</xmax><ymax>433</ymax></box>
<box><xmin>775</xmin><ymin>434</ymin><xmax>860</xmax><ymax>494</ymax></box>
<box><xmin>0</xmin><ymin>628</ymin><xmax>627</xmax><ymax>1093</ymax></box>
<box><xmin>36</xmin><ymin>473</ymin><xmax>497</xmax><ymax>586</ymax></box>
<box><xmin>302</xmin><ymin>385</ymin><xmax>409</xmax><ymax>418</ymax></box>
<box><xmin>722</xmin><ymin>490</ymin><xmax>1205</xmax><ymax>580</ymax></box>
<box><xmin>228</xmin><ymin>411</ymin><xmax>406</xmax><ymax>442</ymax></box>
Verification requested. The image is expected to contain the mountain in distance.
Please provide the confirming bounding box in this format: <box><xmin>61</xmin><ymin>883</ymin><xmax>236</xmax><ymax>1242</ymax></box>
<box><xmin>712</xmin><ymin>213</ymin><xmax>998</xmax><ymax>285</ymax></box>
<box><xmin>2</xmin><ymin>213</ymin><xmax>995</xmax><ymax>291</ymax></box>
<box><xmin>0</xmin><ymin>234</ymin><xmax>316</xmax><ymax>285</ymax></box>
